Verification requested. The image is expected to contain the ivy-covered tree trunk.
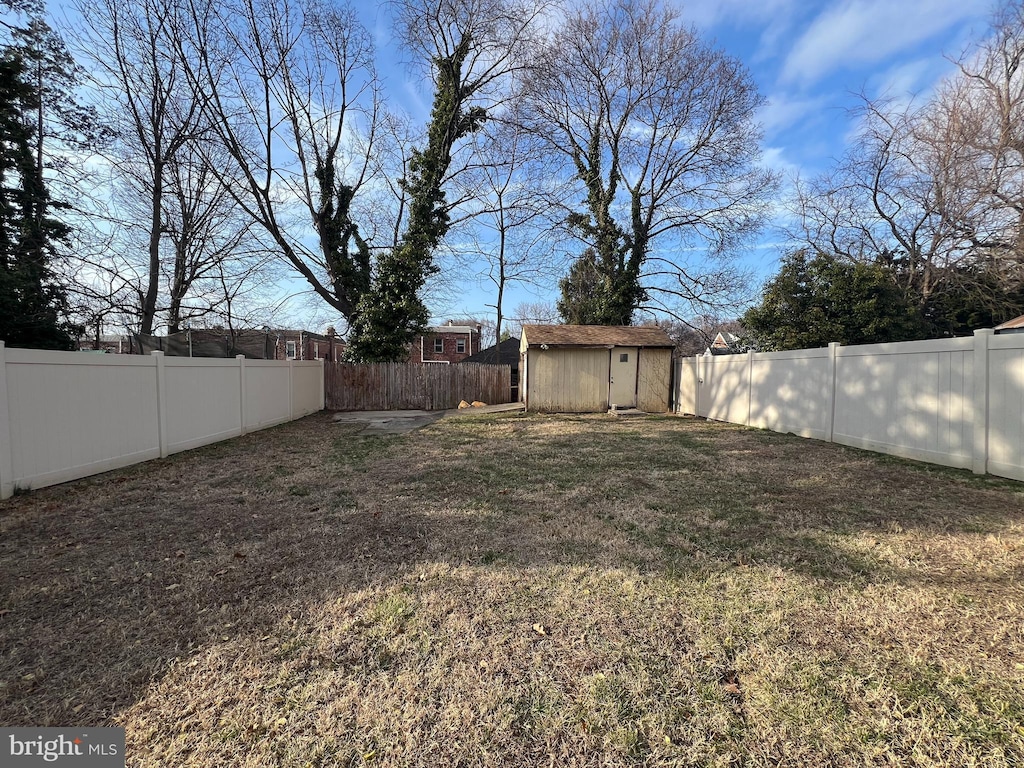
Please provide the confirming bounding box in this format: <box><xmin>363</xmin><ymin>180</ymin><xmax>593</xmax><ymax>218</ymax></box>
<box><xmin>346</xmin><ymin>37</ymin><xmax>486</xmax><ymax>361</ymax></box>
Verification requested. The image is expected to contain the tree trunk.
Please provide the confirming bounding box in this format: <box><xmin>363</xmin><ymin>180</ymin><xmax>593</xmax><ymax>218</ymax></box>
<box><xmin>141</xmin><ymin>163</ymin><xmax>162</xmax><ymax>336</ymax></box>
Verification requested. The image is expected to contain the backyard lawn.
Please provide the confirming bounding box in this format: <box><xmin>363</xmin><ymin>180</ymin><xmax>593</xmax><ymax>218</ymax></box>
<box><xmin>1</xmin><ymin>411</ymin><xmax>1022</xmax><ymax>766</ymax></box>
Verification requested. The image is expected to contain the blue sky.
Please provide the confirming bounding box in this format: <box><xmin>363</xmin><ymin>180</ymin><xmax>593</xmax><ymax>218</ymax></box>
<box><xmin>385</xmin><ymin>0</ymin><xmax>999</xmax><ymax>327</ymax></box>
<box><xmin>385</xmin><ymin>0</ymin><xmax>996</xmax><ymax>329</ymax></box>
<box><xmin>45</xmin><ymin>0</ymin><xmax>997</xmax><ymax>333</ymax></box>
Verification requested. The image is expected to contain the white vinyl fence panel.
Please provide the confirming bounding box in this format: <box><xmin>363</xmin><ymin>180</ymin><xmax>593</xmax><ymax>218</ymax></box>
<box><xmin>832</xmin><ymin>338</ymin><xmax>975</xmax><ymax>469</ymax></box>
<box><xmin>673</xmin><ymin>329</ymin><xmax>1024</xmax><ymax>482</ymax></box>
<box><xmin>748</xmin><ymin>348</ymin><xmax>834</xmax><ymax>441</ymax></box>
<box><xmin>244</xmin><ymin>361</ymin><xmax>294</xmax><ymax>431</ymax></box>
<box><xmin>0</xmin><ymin>345</ymin><xmax>324</xmax><ymax>498</ymax></box>
<box><xmin>988</xmin><ymin>336</ymin><xmax>1024</xmax><ymax>481</ymax></box>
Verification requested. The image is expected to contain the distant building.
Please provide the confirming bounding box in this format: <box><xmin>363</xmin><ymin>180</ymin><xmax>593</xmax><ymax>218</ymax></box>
<box><xmin>461</xmin><ymin>336</ymin><xmax>521</xmax><ymax>401</ymax></box>
<box><xmin>77</xmin><ymin>334</ymin><xmax>132</xmax><ymax>354</ymax></box>
<box><xmin>266</xmin><ymin>329</ymin><xmax>345</xmax><ymax>361</ymax></box>
<box><xmin>409</xmin><ymin>321</ymin><xmax>483</xmax><ymax>364</ymax></box>
<box><xmin>94</xmin><ymin>327</ymin><xmax>346</xmax><ymax>359</ymax></box>
<box><xmin>704</xmin><ymin>331</ymin><xmax>741</xmax><ymax>356</ymax></box>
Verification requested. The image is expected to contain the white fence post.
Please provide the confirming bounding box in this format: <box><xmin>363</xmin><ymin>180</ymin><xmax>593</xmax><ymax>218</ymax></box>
<box><xmin>973</xmin><ymin>329</ymin><xmax>993</xmax><ymax>475</ymax></box>
<box><xmin>745</xmin><ymin>350</ymin><xmax>754</xmax><ymax>426</ymax></box>
<box><xmin>826</xmin><ymin>342</ymin><xmax>839</xmax><ymax>443</ymax></box>
<box><xmin>237</xmin><ymin>355</ymin><xmax>247</xmax><ymax>436</ymax></box>
<box><xmin>288</xmin><ymin>360</ymin><xmax>295</xmax><ymax>420</ymax></box>
<box><xmin>0</xmin><ymin>342</ymin><xmax>13</xmax><ymax>499</ymax></box>
<box><xmin>319</xmin><ymin>358</ymin><xmax>325</xmax><ymax>410</ymax></box>
<box><xmin>693</xmin><ymin>354</ymin><xmax>701</xmax><ymax>417</ymax></box>
<box><xmin>153</xmin><ymin>351</ymin><xmax>168</xmax><ymax>458</ymax></box>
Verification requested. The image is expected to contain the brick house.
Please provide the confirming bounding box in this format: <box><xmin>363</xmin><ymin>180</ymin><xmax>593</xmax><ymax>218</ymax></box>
<box><xmin>97</xmin><ymin>327</ymin><xmax>346</xmax><ymax>359</ymax></box>
<box><xmin>267</xmin><ymin>328</ymin><xmax>345</xmax><ymax>361</ymax></box>
<box><xmin>410</xmin><ymin>321</ymin><xmax>483</xmax><ymax>364</ymax></box>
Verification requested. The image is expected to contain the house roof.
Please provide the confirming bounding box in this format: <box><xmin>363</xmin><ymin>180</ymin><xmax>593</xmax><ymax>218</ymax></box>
<box><xmin>462</xmin><ymin>337</ymin><xmax>521</xmax><ymax>368</ymax></box>
<box><xmin>522</xmin><ymin>324</ymin><xmax>674</xmax><ymax>348</ymax></box>
<box><xmin>425</xmin><ymin>325</ymin><xmax>477</xmax><ymax>335</ymax></box>
<box><xmin>995</xmin><ymin>313</ymin><xmax>1024</xmax><ymax>331</ymax></box>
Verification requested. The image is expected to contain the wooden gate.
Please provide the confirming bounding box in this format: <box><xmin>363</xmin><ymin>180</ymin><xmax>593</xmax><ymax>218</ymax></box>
<box><xmin>324</xmin><ymin>362</ymin><xmax>512</xmax><ymax>410</ymax></box>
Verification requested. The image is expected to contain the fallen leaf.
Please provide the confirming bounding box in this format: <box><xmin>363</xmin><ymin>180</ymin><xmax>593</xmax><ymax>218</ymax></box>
<box><xmin>175</xmin><ymin>550</ymin><xmax>186</xmax><ymax>558</ymax></box>
<box><xmin>532</xmin><ymin>623</ymin><xmax>547</xmax><ymax>636</ymax></box>
<box><xmin>165</xmin><ymin>583</ymin><xmax>182</xmax><ymax>591</ymax></box>
<box><xmin>233</xmin><ymin>552</ymin><xmax>246</xmax><ymax>559</ymax></box>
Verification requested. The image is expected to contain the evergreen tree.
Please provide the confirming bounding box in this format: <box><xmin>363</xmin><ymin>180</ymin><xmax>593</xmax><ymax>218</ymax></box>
<box><xmin>742</xmin><ymin>250</ymin><xmax>926</xmax><ymax>351</ymax></box>
<box><xmin>0</xmin><ymin>53</ymin><xmax>75</xmax><ymax>349</ymax></box>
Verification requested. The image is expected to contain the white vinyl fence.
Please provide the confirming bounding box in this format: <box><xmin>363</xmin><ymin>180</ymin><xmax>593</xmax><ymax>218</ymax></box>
<box><xmin>0</xmin><ymin>343</ymin><xmax>324</xmax><ymax>498</ymax></box>
<box><xmin>674</xmin><ymin>329</ymin><xmax>1024</xmax><ymax>482</ymax></box>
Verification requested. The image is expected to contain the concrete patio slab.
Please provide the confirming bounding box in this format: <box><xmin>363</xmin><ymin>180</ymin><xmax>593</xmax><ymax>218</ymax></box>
<box><xmin>331</xmin><ymin>410</ymin><xmax>445</xmax><ymax>435</ymax></box>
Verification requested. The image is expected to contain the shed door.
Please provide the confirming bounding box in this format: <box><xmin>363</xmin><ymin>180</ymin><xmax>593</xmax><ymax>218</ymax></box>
<box><xmin>609</xmin><ymin>347</ymin><xmax>638</xmax><ymax>407</ymax></box>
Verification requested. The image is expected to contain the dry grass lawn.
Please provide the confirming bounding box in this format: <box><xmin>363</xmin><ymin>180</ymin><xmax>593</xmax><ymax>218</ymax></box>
<box><xmin>1</xmin><ymin>411</ymin><xmax>1022</xmax><ymax>767</ymax></box>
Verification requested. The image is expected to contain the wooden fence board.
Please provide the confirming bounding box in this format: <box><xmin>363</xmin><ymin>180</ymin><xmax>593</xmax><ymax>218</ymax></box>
<box><xmin>325</xmin><ymin>362</ymin><xmax>512</xmax><ymax>411</ymax></box>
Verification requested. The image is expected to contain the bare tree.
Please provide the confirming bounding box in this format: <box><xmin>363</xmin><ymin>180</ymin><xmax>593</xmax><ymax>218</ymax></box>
<box><xmin>942</xmin><ymin>0</ymin><xmax>1024</xmax><ymax>270</ymax></box>
<box><xmin>72</xmin><ymin>0</ymin><xmax>205</xmax><ymax>335</ymax></box>
<box><xmin>790</xmin><ymin>2</ymin><xmax>1024</xmax><ymax>328</ymax></box>
<box><xmin>461</xmin><ymin>121</ymin><xmax>564</xmax><ymax>359</ymax></box>
<box><xmin>503</xmin><ymin>299</ymin><xmax>559</xmax><ymax>338</ymax></box>
<box><xmin>791</xmin><ymin>99</ymin><xmax>965</xmax><ymax>302</ymax></box>
<box><xmin>521</xmin><ymin>0</ymin><xmax>777</xmax><ymax>325</ymax></box>
<box><xmin>174</xmin><ymin>0</ymin><xmax>381</xmax><ymax>327</ymax></box>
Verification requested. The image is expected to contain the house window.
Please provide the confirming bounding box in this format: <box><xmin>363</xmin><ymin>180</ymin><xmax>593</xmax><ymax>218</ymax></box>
<box><xmin>434</xmin><ymin>338</ymin><xmax>443</xmax><ymax>353</ymax></box>
<box><xmin>314</xmin><ymin>342</ymin><xmax>320</xmax><ymax>360</ymax></box>
<box><xmin>286</xmin><ymin>340</ymin><xmax>296</xmax><ymax>359</ymax></box>
<box><xmin>620</xmin><ymin>353</ymin><xmax>629</xmax><ymax>362</ymax></box>
<box><xmin>457</xmin><ymin>338</ymin><xmax>466</xmax><ymax>354</ymax></box>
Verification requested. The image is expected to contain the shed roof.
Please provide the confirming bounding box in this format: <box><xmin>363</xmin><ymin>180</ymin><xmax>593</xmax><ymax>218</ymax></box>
<box><xmin>462</xmin><ymin>337</ymin><xmax>521</xmax><ymax>368</ymax></box>
<box><xmin>995</xmin><ymin>313</ymin><xmax>1024</xmax><ymax>331</ymax></box>
<box><xmin>522</xmin><ymin>324</ymin><xmax>673</xmax><ymax>348</ymax></box>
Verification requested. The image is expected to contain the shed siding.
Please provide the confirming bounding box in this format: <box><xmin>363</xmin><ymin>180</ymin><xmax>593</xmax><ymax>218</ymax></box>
<box><xmin>637</xmin><ymin>348</ymin><xmax>672</xmax><ymax>413</ymax></box>
<box><xmin>529</xmin><ymin>348</ymin><xmax>609</xmax><ymax>412</ymax></box>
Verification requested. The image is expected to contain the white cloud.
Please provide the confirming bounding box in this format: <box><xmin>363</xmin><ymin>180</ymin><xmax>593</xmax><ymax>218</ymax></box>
<box><xmin>681</xmin><ymin>0</ymin><xmax>796</xmax><ymax>30</ymax></box>
<box><xmin>756</xmin><ymin>94</ymin><xmax>828</xmax><ymax>138</ymax></box>
<box><xmin>780</xmin><ymin>0</ymin><xmax>987</xmax><ymax>88</ymax></box>
<box><xmin>759</xmin><ymin>146</ymin><xmax>802</xmax><ymax>179</ymax></box>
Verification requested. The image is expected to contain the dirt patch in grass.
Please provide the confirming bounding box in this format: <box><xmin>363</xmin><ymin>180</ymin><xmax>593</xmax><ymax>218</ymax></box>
<box><xmin>1</xmin><ymin>412</ymin><xmax>1022</xmax><ymax>766</ymax></box>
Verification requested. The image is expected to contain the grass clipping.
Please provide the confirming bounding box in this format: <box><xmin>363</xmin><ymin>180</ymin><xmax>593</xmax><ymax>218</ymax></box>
<box><xmin>1</xmin><ymin>412</ymin><xmax>1022</xmax><ymax>766</ymax></box>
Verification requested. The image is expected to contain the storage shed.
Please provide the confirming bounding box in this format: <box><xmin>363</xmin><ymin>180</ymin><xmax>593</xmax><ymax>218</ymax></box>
<box><xmin>520</xmin><ymin>325</ymin><xmax>674</xmax><ymax>412</ymax></box>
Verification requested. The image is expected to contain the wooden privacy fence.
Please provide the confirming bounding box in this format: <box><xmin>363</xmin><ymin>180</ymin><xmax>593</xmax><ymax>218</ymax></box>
<box><xmin>325</xmin><ymin>362</ymin><xmax>512</xmax><ymax>411</ymax></box>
